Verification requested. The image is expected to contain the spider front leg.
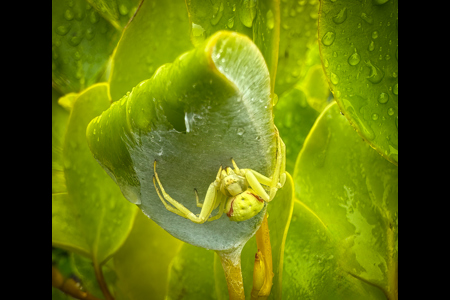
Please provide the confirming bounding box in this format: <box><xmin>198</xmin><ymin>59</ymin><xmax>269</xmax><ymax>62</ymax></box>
<box><xmin>153</xmin><ymin>160</ymin><xmax>221</xmax><ymax>224</ymax></box>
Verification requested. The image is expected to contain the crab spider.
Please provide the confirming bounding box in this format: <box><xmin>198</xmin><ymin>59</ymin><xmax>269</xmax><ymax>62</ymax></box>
<box><xmin>152</xmin><ymin>129</ymin><xmax>286</xmax><ymax>223</ymax></box>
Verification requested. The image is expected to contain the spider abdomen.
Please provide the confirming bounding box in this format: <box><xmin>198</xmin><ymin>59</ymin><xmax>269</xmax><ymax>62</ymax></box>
<box><xmin>225</xmin><ymin>188</ymin><xmax>265</xmax><ymax>222</ymax></box>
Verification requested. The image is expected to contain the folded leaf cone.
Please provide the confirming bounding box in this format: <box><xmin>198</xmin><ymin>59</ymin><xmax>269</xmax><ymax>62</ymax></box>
<box><xmin>86</xmin><ymin>31</ymin><xmax>278</xmax><ymax>251</ymax></box>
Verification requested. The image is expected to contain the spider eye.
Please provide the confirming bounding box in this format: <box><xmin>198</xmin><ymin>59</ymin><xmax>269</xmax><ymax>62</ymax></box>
<box><xmin>225</xmin><ymin>189</ymin><xmax>265</xmax><ymax>222</ymax></box>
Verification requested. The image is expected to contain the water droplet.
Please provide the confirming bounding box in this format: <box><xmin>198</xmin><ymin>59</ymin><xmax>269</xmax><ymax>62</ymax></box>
<box><xmin>387</xmin><ymin>107</ymin><xmax>395</xmax><ymax>116</ymax></box>
<box><xmin>240</xmin><ymin>0</ymin><xmax>256</xmax><ymax>28</ymax></box>
<box><xmin>210</xmin><ymin>1</ymin><xmax>224</xmax><ymax>26</ymax></box>
<box><xmin>372</xmin><ymin>113</ymin><xmax>379</xmax><ymax>120</ymax></box>
<box><xmin>68</xmin><ymin>33</ymin><xmax>83</xmax><ymax>47</ymax></box>
<box><xmin>330</xmin><ymin>72</ymin><xmax>339</xmax><ymax>85</ymax></box>
<box><xmin>266</xmin><ymin>9</ymin><xmax>274</xmax><ymax>30</ymax></box>
<box><xmin>119</xmin><ymin>4</ymin><xmax>129</xmax><ymax>16</ymax></box>
<box><xmin>372</xmin><ymin>30</ymin><xmax>379</xmax><ymax>39</ymax></box>
<box><xmin>86</xmin><ymin>27</ymin><xmax>95</xmax><ymax>40</ymax></box>
<box><xmin>392</xmin><ymin>83</ymin><xmax>398</xmax><ymax>95</ymax></box>
<box><xmin>378</xmin><ymin>92</ymin><xmax>389</xmax><ymax>104</ymax></box>
<box><xmin>228</xmin><ymin>17</ymin><xmax>234</xmax><ymax>28</ymax></box>
<box><xmin>365</xmin><ymin>60</ymin><xmax>384</xmax><ymax>84</ymax></box>
<box><xmin>237</xmin><ymin>128</ymin><xmax>245</xmax><ymax>136</ymax></box>
<box><xmin>368</xmin><ymin>41</ymin><xmax>375</xmax><ymax>51</ymax></box>
<box><xmin>321</xmin><ymin>31</ymin><xmax>335</xmax><ymax>46</ymax></box>
<box><xmin>348</xmin><ymin>49</ymin><xmax>361</xmax><ymax>66</ymax></box>
<box><xmin>332</xmin><ymin>7</ymin><xmax>347</xmax><ymax>24</ymax></box>
<box><xmin>64</xmin><ymin>9</ymin><xmax>74</xmax><ymax>21</ymax></box>
<box><xmin>360</xmin><ymin>12</ymin><xmax>373</xmax><ymax>24</ymax></box>
<box><xmin>55</xmin><ymin>25</ymin><xmax>70</xmax><ymax>36</ymax></box>
<box><xmin>90</xmin><ymin>11</ymin><xmax>99</xmax><ymax>24</ymax></box>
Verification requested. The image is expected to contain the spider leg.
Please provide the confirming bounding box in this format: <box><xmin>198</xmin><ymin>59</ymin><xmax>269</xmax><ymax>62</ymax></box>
<box><xmin>153</xmin><ymin>160</ymin><xmax>220</xmax><ymax>224</ymax></box>
<box><xmin>207</xmin><ymin>193</ymin><xmax>227</xmax><ymax>222</ymax></box>
<box><xmin>245</xmin><ymin>170</ymin><xmax>270</xmax><ymax>202</ymax></box>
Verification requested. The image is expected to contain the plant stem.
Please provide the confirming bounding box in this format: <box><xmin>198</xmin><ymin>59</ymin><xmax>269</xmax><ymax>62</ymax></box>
<box><xmin>216</xmin><ymin>244</ymin><xmax>245</xmax><ymax>300</ymax></box>
<box><xmin>52</xmin><ymin>266</ymin><xmax>102</xmax><ymax>300</ymax></box>
<box><xmin>93</xmin><ymin>258</ymin><xmax>114</xmax><ymax>300</ymax></box>
<box><xmin>253</xmin><ymin>213</ymin><xmax>273</xmax><ymax>299</ymax></box>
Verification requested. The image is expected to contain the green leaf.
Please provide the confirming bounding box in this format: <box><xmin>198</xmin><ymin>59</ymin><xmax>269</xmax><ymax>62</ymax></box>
<box><xmin>318</xmin><ymin>0</ymin><xmax>398</xmax><ymax>165</ymax></box>
<box><xmin>112</xmin><ymin>210</ymin><xmax>183</xmax><ymax>300</ymax></box>
<box><xmin>292</xmin><ymin>102</ymin><xmax>398</xmax><ymax>299</ymax></box>
<box><xmin>275</xmin><ymin>0</ymin><xmax>320</xmax><ymax>96</ymax></box>
<box><xmin>52</xmin><ymin>88</ymin><xmax>69</xmax><ymax>195</ymax></box>
<box><xmin>166</xmin><ymin>244</ymin><xmax>216</xmax><ymax>300</ymax></box>
<box><xmin>186</xmin><ymin>0</ymin><xmax>280</xmax><ymax>92</ymax></box>
<box><xmin>108</xmin><ymin>0</ymin><xmax>193</xmax><ymax>101</ymax></box>
<box><xmin>282</xmin><ymin>200</ymin><xmax>387</xmax><ymax>299</ymax></box>
<box><xmin>52</xmin><ymin>0</ymin><xmax>120</xmax><ymax>94</ymax></box>
<box><xmin>87</xmin><ymin>31</ymin><xmax>278</xmax><ymax>251</ymax></box>
<box><xmin>86</xmin><ymin>0</ymin><xmax>141</xmax><ymax>29</ymax></box>
<box><xmin>52</xmin><ymin>83</ymin><xmax>138</xmax><ymax>266</ymax></box>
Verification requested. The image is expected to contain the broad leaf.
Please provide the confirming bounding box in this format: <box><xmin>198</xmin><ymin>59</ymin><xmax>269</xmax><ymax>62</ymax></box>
<box><xmin>52</xmin><ymin>83</ymin><xmax>138</xmax><ymax>265</ymax></box>
<box><xmin>113</xmin><ymin>210</ymin><xmax>183</xmax><ymax>300</ymax></box>
<box><xmin>186</xmin><ymin>0</ymin><xmax>280</xmax><ymax>93</ymax></box>
<box><xmin>318</xmin><ymin>0</ymin><xmax>398</xmax><ymax>164</ymax></box>
<box><xmin>166</xmin><ymin>244</ymin><xmax>216</xmax><ymax>300</ymax></box>
<box><xmin>52</xmin><ymin>88</ymin><xmax>69</xmax><ymax>195</ymax></box>
<box><xmin>52</xmin><ymin>0</ymin><xmax>120</xmax><ymax>94</ymax></box>
<box><xmin>86</xmin><ymin>0</ymin><xmax>141</xmax><ymax>29</ymax></box>
<box><xmin>87</xmin><ymin>31</ymin><xmax>279</xmax><ymax>251</ymax></box>
<box><xmin>108</xmin><ymin>0</ymin><xmax>193</xmax><ymax>101</ymax></box>
<box><xmin>293</xmin><ymin>102</ymin><xmax>398</xmax><ymax>299</ymax></box>
<box><xmin>275</xmin><ymin>0</ymin><xmax>320</xmax><ymax>96</ymax></box>
<box><xmin>282</xmin><ymin>200</ymin><xmax>387</xmax><ymax>299</ymax></box>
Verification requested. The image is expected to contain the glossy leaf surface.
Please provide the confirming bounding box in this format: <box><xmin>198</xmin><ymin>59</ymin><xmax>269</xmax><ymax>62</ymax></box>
<box><xmin>52</xmin><ymin>0</ymin><xmax>120</xmax><ymax>94</ymax></box>
<box><xmin>87</xmin><ymin>31</ymin><xmax>279</xmax><ymax>251</ymax></box>
<box><xmin>86</xmin><ymin>0</ymin><xmax>140</xmax><ymax>29</ymax></box>
<box><xmin>109</xmin><ymin>0</ymin><xmax>193</xmax><ymax>101</ymax></box>
<box><xmin>318</xmin><ymin>0</ymin><xmax>398</xmax><ymax>164</ymax></box>
<box><xmin>293</xmin><ymin>102</ymin><xmax>398</xmax><ymax>299</ymax></box>
<box><xmin>275</xmin><ymin>0</ymin><xmax>320</xmax><ymax>95</ymax></box>
<box><xmin>52</xmin><ymin>83</ymin><xmax>138</xmax><ymax>265</ymax></box>
<box><xmin>113</xmin><ymin>210</ymin><xmax>183</xmax><ymax>300</ymax></box>
<box><xmin>186</xmin><ymin>0</ymin><xmax>280</xmax><ymax>93</ymax></box>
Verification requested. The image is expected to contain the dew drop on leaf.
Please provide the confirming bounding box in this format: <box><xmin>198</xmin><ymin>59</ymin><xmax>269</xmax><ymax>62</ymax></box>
<box><xmin>321</xmin><ymin>31</ymin><xmax>336</xmax><ymax>46</ymax></box>
<box><xmin>64</xmin><ymin>9</ymin><xmax>74</xmax><ymax>21</ymax></box>
<box><xmin>365</xmin><ymin>60</ymin><xmax>384</xmax><ymax>84</ymax></box>
<box><xmin>332</xmin><ymin>7</ymin><xmax>347</xmax><ymax>24</ymax></box>
<box><xmin>360</xmin><ymin>12</ymin><xmax>373</xmax><ymax>24</ymax></box>
<box><xmin>348</xmin><ymin>49</ymin><xmax>361</xmax><ymax>66</ymax></box>
<box><xmin>377</xmin><ymin>92</ymin><xmax>389</xmax><ymax>104</ymax></box>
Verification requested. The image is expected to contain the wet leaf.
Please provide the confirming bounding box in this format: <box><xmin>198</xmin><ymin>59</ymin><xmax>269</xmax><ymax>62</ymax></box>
<box><xmin>52</xmin><ymin>0</ymin><xmax>120</xmax><ymax>94</ymax></box>
<box><xmin>108</xmin><ymin>0</ymin><xmax>193</xmax><ymax>101</ymax></box>
<box><xmin>52</xmin><ymin>83</ymin><xmax>138</xmax><ymax>265</ymax></box>
<box><xmin>186</xmin><ymin>0</ymin><xmax>280</xmax><ymax>93</ymax></box>
<box><xmin>113</xmin><ymin>210</ymin><xmax>183</xmax><ymax>300</ymax></box>
<box><xmin>318</xmin><ymin>0</ymin><xmax>398</xmax><ymax>164</ymax></box>
<box><xmin>292</xmin><ymin>102</ymin><xmax>398</xmax><ymax>299</ymax></box>
<box><xmin>166</xmin><ymin>244</ymin><xmax>216</xmax><ymax>300</ymax></box>
<box><xmin>275</xmin><ymin>0</ymin><xmax>320</xmax><ymax>96</ymax></box>
<box><xmin>86</xmin><ymin>0</ymin><xmax>140</xmax><ymax>29</ymax></box>
<box><xmin>87</xmin><ymin>31</ymin><xmax>279</xmax><ymax>251</ymax></box>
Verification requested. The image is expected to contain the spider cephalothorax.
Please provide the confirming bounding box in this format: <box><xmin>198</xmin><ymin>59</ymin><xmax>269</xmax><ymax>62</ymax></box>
<box><xmin>152</xmin><ymin>129</ymin><xmax>286</xmax><ymax>223</ymax></box>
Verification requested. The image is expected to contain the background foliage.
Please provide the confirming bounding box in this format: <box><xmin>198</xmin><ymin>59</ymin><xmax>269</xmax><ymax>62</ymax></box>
<box><xmin>52</xmin><ymin>0</ymin><xmax>398</xmax><ymax>299</ymax></box>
